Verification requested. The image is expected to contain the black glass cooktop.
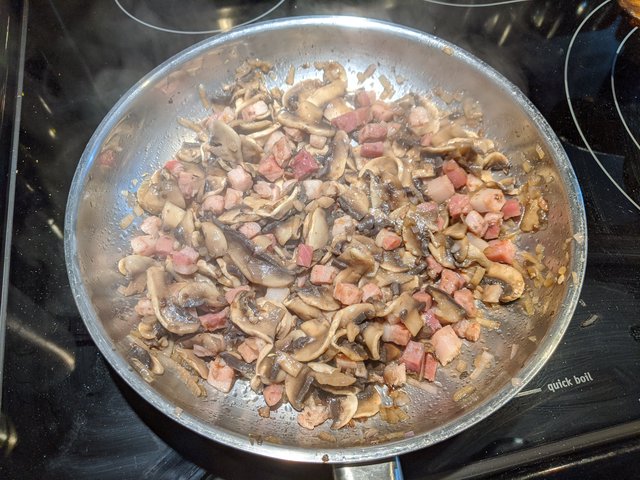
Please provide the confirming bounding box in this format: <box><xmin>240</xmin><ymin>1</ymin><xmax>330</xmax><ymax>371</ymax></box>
<box><xmin>1</xmin><ymin>1</ymin><xmax>639</xmax><ymax>479</ymax></box>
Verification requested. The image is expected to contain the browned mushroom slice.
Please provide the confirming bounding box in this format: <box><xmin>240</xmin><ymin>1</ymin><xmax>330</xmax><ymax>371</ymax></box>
<box><xmin>285</xmin><ymin>366</ymin><xmax>315</xmax><ymax>411</ymax></box>
<box><xmin>292</xmin><ymin>315</ymin><xmax>340</xmax><ymax>362</ymax></box>
<box><xmin>327</xmin><ymin>130</ymin><xmax>350</xmax><ymax>180</ymax></box>
<box><xmin>330</xmin><ymin>394</ymin><xmax>358</xmax><ymax>429</ymax></box>
<box><xmin>172</xmin><ymin>281</ymin><xmax>225</xmax><ymax>308</ymax></box>
<box><xmin>481</xmin><ymin>151</ymin><xmax>509</xmax><ymax>170</ymax></box>
<box><xmin>200</xmin><ymin>221</ymin><xmax>227</xmax><ymax>258</ymax></box>
<box><xmin>331</xmin><ymin>330</ymin><xmax>369</xmax><ymax>361</ymax></box>
<box><xmin>219</xmin><ymin>351</ymin><xmax>255</xmax><ymax>379</ymax></box>
<box><xmin>174</xmin><ymin>346</ymin><xmax>209</xmax><ymax>379</ymax></box>
<box><xmin>337</xmin><ymin>188</ymin><xmax>370</xmax><ymax>221</ymax></box>
<box><xmin>375</xmin><ymin>292</ymin><xmax>423</xmax><ymax>336</ymax></box>
<box><xmin>254</xmin><ymin>185</ymin><xmax>299</xmax><ymax>220</ymax></box>
<box><xmin>125</xmin><ymin>335</ymin><xmax>164</xmax><ymax>383</ymax></box>
<box><xmin>304</xmin><ymin>207</ymin><xmax>329</xmax><ymax>250</ymax></box>
<box><xmin>297</xmin><ymin>285</ymin><xmax>341</xmax><ymax>311</ymax></box>
<box><xmin>161</xmin><ymin>201</ymin><xmax>186</xmax><ymax>231</ymax></box>
<box><xmin>314</xmin><ymin>370</ymin><xmax>356</xmax><ymax>387</ymax></box>
<box><xmin>208</xmin><ymin>119</ymin><xmax>243</xmax><ymax>165</ymax></box>
<box><xmin>485</xmin><ymin>262</ymin><xmax>525</xmax><ymax>302</ymax></box>
<box><xmin>426</xmin><ymin>286</ymin><xmax>466</xmax><ymax>324</ymax></box>
<box><xmin>224</xmin><ymin>228</ymin><xmax>295</xmax><ymax>287</ymax></box>
<box><xmin>230</xmin><ymin>290</ymin><xmax>284</xmax><ymax>343</ymax></box>
<box><xmin>147</xmin><ymin>267</ymin><xmax>201</xmax><ymax>335</ymax></box>
<box><xmin>337</xmin><ymin>245</ymin><xmax>375</xmax><ymax>275</ymax></box>
<box><xmin>156</xmin><ymin>351</ymin><xmax>206</xmax><ymax>397</ymax></box>
<box><xmin>277</xmin><ymin>110</ymin><xmax>336</xmax><ymax>137</ymax></box>
<box><xmin>362</xmin><ymin>322</ymin><xmax>384</xmax><ymax>360</ymax></box>
<box><xmin>275</xmin><ymin>351</ymin><xmax>304</xmax><ymax>377</ymax></box>
<box><xmin>118</xmin><ymin>255</ymin><xmax>158</xmax><ymax>277</ymax></box>
<box><xmin>353</xmin><ymin>387</ymin><xmax>382</xmax><ymax>419</ymax></box>
<box><xmin>255</xmin><ymin>344</ymin><xmax>286</xmax><ymax>384</ymax></box>
<box><xmin>137</xmin><ymin>170</ymin><xmax>186</xmax><ymax>214</ymax></box>
<box><xmin>240</xmin><ymin>135</ymin><xmax>263</xmax><ymax>164</ymax></box>
<box><xmin>333</xmin><ymin>303</ymin><xmax>375</xmax><ymax>328</ymax></box>
<box><xmin>176</xmin><ymin>141</ymin><xmax>203</xmax><ymax>163</ymax></box>
<box><xmin>284</xmin><ymin>296</ymin><xmax>323</xmax><ymax>321</ymax></box>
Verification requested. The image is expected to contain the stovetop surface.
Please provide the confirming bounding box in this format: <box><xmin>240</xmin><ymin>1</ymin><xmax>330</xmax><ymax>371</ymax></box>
<box><xmin>1</xmin><ymin>1</ymin><xmax>639</xmax><ymax>479</ymax></box>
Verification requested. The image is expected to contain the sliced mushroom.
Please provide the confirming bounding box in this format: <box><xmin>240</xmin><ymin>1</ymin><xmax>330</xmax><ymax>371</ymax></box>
<box><xmin>362</xmin><ymin>322</ymin><xmax>384</xmax><ymax>360</ymax></box>
<box><xmin>224</xmin><ymin>228</ymin><xmax>294</xmax><ymax>287</ymax></box>
<box><xmin>353</xmin><ymin>387</ymin><xmax>382</xmax><ymax>419</ymax></box>
<box><xmin>118</xmin><ymin>255</ymin><xmax>158</xmax><ymax>277</ymax></box>
<box><xmin>284</xmin><ymin>296</ymin><xmax>323</xmax><ymax>321</ymax></box>
<box><xmin>485</xmin><ymin>262</ymin><xmax>525</xmax><ymax>302</ymax></box>
<box><xmin>481</xmin><ymin>151</ymin><xmax>509</xmax><ymax>170</ymax></box>
<box><xmin>333</xmin><ymin>304</ymin><xmax>375</xmax><ymax>328</ymax></box>
<box><xmin>337</xmin><ymin>245</ymin><xmax>375</xmax><ymax>275</ymax></box>
<box><xmin>209</xmin><ymin>119</ymin><xmax>243</xmax><ymax>165</ymax></box>
<box><xmin>426</xmin><ymin>286</ymin><xmax>466</xmax><ymax>324</ymax></box>
<box><xmin>305</xmin><ymin>207</ymin><xmax>329</xmax><ymax>250</ymax></box>
<box><xmin>125</xmin><ymin>335</ymin><xmax>164</xmax><ymax>383</ymax></box>
<box><xmin>444</xmin><ymin>222</ymin><xmax>468</xmax><ymax>240</ymax></box>
<box><xmin>292</xmin><ymin>315</ymin><xmax>340</xmax><ymax>362</ymax></box>
<box><xmin>285</xmin><ymin>367</ymin><xmax>315</xmax><ymax>411</ymax></box>
<box><xmin>174</xmin><ymin>346</ymin><xmax>209</xmax><ymax>378</ymax></box>
<box><xmin>327</xmin><ymin>130</ymin><xmax>350</xmax><ymax>180</ymax></box>
<box><xmin>137</xmin><ymin>171</ymin><xmax>186</xmax><ymax>214</ymax></box>
<box><xmin>330</xmin><ymin>394</ymin><xmax>358</xmax><ymax>429</ymax></box>
<box><xmin>201</xmin><ymin>221</ymin><xmax>228</xmax><ymax>258</ymax></box>
<box><xmin>297</xmin><ymin>285</ymin><xmax>341</xmax><ymax>311</ymax></box>
<box><xmin>254</xmin><ymin>185</ymin><xmax>299</xmax><ymax>220</ymax></box>
<box><xmin>161</xmin><ymin>201</ymin><xmax>186</xmax><ymax>231</ymax></box>
<box><xmin>230</xmin><ymin>290</ymin><xmax>284</xmax><ymax>343</ymax></box>
<box><xmin>240</xmin><ymin>135</ymin><xmax>263</xmax><ymax>164</ymax></box>
<box><xmin>337</xmin><ymin>188</ymin><xmax>370</xmax><ymax>221</ymax></box>
<box><xmin>275</xmin><ymin>351</ymin><xmax>304</xmax><ymax>377</ymax></box>
<box><xmin>376</xmin><ymin>292</ymin><xmax>423</xmax><ymax>336</ymax></box>
<box><xmin>219</xmin><ymin>351</ymin><xmax>255</xmax><ymax>379</ymax></box>
<box><xmin>277</xmin><ymin>110</ymin><xmax>336</xmax><ymax>137</ymax></box>
<box><xmin>172</xmin><ymin>280</ymin><xmax>225</xmax><ymax>308</ymax></box>
<box><xmin>147</xmin><ymin>267</ymin><xmax>201</xmax><ymax>335</ymax></box>
<box><xmin>156</xmin><ymin>351</ymin><xmax>206</xmax><ymax>397</ymax></box>
<box><xmin>314</xmin><ymin>370</ymin><xmax>356</xmax><ymax>387</ymax></box>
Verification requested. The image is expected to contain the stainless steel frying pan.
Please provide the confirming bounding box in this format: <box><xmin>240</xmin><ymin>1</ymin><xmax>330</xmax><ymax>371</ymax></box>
<box><xmin>64</xmin><ymin>16</ymin><xmax>587</xmax><ymax>476</ymax></box>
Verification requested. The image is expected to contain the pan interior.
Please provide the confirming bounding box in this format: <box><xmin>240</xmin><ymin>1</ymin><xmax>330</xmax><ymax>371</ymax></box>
<box><xmin>65</xmin><ymin>17</ymin><xmax>586</xmax><ymax>463</ymax></box>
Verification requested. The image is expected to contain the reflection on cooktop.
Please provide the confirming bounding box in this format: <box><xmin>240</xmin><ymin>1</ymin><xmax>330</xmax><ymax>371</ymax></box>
<box><xmin>114</xmin><ymin>0</ymin><xmax>285</xmax><ymax>34</ymax></box>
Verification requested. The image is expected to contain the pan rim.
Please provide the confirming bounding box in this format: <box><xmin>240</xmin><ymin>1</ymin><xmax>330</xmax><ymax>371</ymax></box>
<box><xmin>64</xmin><ymin>14</ymin><xmax>588</xmax><ymax>464</ymax></box>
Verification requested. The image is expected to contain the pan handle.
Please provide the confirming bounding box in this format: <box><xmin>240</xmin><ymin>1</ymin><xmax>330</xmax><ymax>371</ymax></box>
<box><xmin>332</xmin><ymin>457</ymin><xmax>403</xmax><ymax>480</ymax></box>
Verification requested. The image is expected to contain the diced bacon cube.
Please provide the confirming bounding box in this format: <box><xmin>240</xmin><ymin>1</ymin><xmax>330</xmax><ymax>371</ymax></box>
<box><xmin>431</xmin><ymin>325</ymin><xmax>462</xmax><ymax>366</ymax></box>
<box><xmin>453</xmin><ymin>288</ymin><xmax>477</xmax><ymax>317</ymax></box>
<box><xmin>409</xmin><ymin>106</ymin><xmax>431</xmax><ymax>127</ymax></box>
<box><xmin>465</xmin><ymin>322</ymin><xmax>481</xmax><ymax>342</ymax></box>
<box><xmin>425</xmin><ymin>175</ymin><xmax>455</xmax><ymax>203</ymax></box>
<box><xmin>420</xmin><ymin>133</ymin><xmax>433</xmax><ymax>146</ymax></box>
<box><xmin>253</xmin><ymin>181</ymin><xmax>281</xmax><ymax>200</ymax></box>
<box><xmin>309</xmin><ymin>134</ymin><xmax>328</xmax><ymax>149</ymax></box>
<box><xmin>237</xmin><ymin>341</ymin><xmax>259</xmax><ymax>364</ymax></box>
<box><xmin>264</xmin><ymin>130</ymin><xmax>285</xmax><ymax>153</ymax></box>
<box><xmin>202</xmin><ymin>194</ymin><xmax>225</xmax><ymax>215</ymax></box>
<box><xmin>416</xmin><ymin>201</ymin><xmax>438</xmax><ymax>214</ymax></box>
<box><xmin>466</xmin><ymin>174</ymin><xmax>484</xmax><ymax>192</ymax></box>
<box><xmin>290</xmin><ymin>149</ymin><xmax>319</xmax><ymax>180</ymax></box>
<box><xmin>439</xmin><ymin>269</ymin><xmax>465</xmax><ymax>295</ymax></box>
<box><xmin>207</xmin><ymin>357</ymin><xmax>235</xmax><ymax>393</ymax></box>
<box><xmin>362</xmin><ymin>283</ymin><xmax>383</xmax><ymax>302</ymax></box>
<box><xmin>205</xmin><ymin>106</ymin><xmax>235</xmax><ymax>127</ymax></box>
<box><xmin>356</xmin><ymin>90</ymin><xmax>376</xmax><ymax>107</ymax></box>
<box><xmin>448</xmin><ymin>193</ymin><xmax>472</xmax><ymax>218</ymax></box>
<box><xmin>423</xmin><ymin>309</ymin><xmax>442</xmax><ymax>335</ymax></box>
<box><xmin>333</xmin><ymin>282</ymin><xmax>363</xmax><ymax>305</ymax></box>
<box><xmin>331</xmin><ymin>107</ymin><xmax>370</xmax><ymax>133</ymax></box>
<box><xmin>258</xmin><ymin>154</ymin><xmax>284</xmax><ymax>182</ymax></box>
<box><xmin>263</xmin><ymin>383</ymin><xmax>284</xmax><ymax>407</ymax></box>
<box><xmin>375</xmin><ymin>228</ymin><xmax>403</xmax><ymax>250</ymax></box>
<box><xmin>502</xmin><ymin>198</ymin><xmax>522</xmax><ymax>219</ymax></box>
<box><xmin>412</xmin><ymin>291</ymin><xmax>433</xmax><ymax>311</ymax></box>
<box><xmin>140</xmin><ymin>216</ymin><xmax>161</xmax><ymax>236</ymax></box>
<box><xmin>371</xmin><ymin>102</ymin><xmax>394</xmax><ymax>121</ymax></box>
<box><xmin>296</xmin><ymin>244</ymin><xmax>314</xmax><ymax>268</ymax></box>
<box><xmin>224</xmin><ymin>285</ymin><xmax>251</xmax><ymax>304</ymax></box>
<box><xmin>483</xmin><ymin>212</ymin><xmax>503</xmax><ymax>240</ymax></box>
<box><xmin>226</xmin><ymin>166</ymin><xmax>253</xmax><ymax>192</ymax></box>
<box><xmin>422</xmin><ymin>353</ymin><xmax>438</xmax><ymax>382</ymax></box>
<box><xmin>470</xmin><ymin>188</ymin><xmax>506</xmax><ymax>213</ymax></box>
<box><xmin>164</xmin><ymin>158</ymin><xmax>184</xmax><ymax>176</ymax></box>
<box><xmin>426</xmin><ymin>255</ymin><xmax>444</xmax><ymax>278</ymax></box>
<box><xmin>172</xmin><ymin>246</ymin><xmax>199</xmax><ymax>275</ymax></box>
<box><xmin>178</xmin><ymin>171</ymin><xmax>200</xmax><ymax>199</ymax></box>
<box><xmin>283</xmin><ymin>126</ymin><xmax>305</xmax><ymax>142</ymax></box>
<box><xmin>272</xmin><ymin>137</ymin><xmax>293</xmax><ymax>166</ymax></box>
<box><xmin>386</xmin><ymin>122</ymin><xmax>402</xmax><ymax>137</ymax></box>
<box><xmin>310</xmin><ymin>264</ymin><xmax>338</xmax><ymax>285</ymax></box>
<box><xmin>464</xmin><ymin>210</ymin><xmax>488</xmax><ymax>237</ymax></box>
<box><xmin>224</xmin><ymin>188</ymin><xmax>243</xmax><ymax>210</ymax></box>
<box><xmin>382</xmin><ymin>323</ymin><xmax>412</xmax><ymax>346</ymax></box>
<box><xmin>134</xmin><ymin>298</ymin><xmax>154</xmax><ymax>316</ymax></box>
<box><xmin>199</xmin><ymin>307</ymin><xmax>229</xmax><ymax>331</ymax></box>
<box><xmin>400</xmin><ymin>340</ymin><xmax>425</xmax><ymax>373</ymax></box>
<box><xmin>442</xmin><ymin>160</ymin><xmax>468</xmax><ymax>189</ymax></box>
<box><xmin>359</xmin><ymin>123</ymin><xmax>388</xmax><ymax>142</ymax></box>
<box><xmin>360</xmin><ymin>141</ymin><xmax>385</xmax><ymax>158</ymax></box>
<box><xmin>383</xmin><ymin>362</ymin><xmax>407</xmax><ymax>387</ymax></box>
<box><xmin>155</xmin><ymin>235</ymin><xmax>175</xmax><ymax>257</ymax></box>
<box><xmin>238</xmin><ymin>222</ymin><xmax>261</xmax><ymax>239</ymax></box>
<box><xmin>484</xmin><ymin>239</ymin><xmax>516</xmax><ymax>264</ymax></box>
<box><xmin>98</xmin><ymin>149</ymin><xmax>116</xmax><ymax>167</ymax></box>
<box><xmin>131</xmin><ymin>235</ymin><xmax>156</xmax><ymax>256</ymax></box>
<box><xmin>302</xmin><ymin>179</ymin><xmax>323</xmax><ymax>200</ymax></box>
